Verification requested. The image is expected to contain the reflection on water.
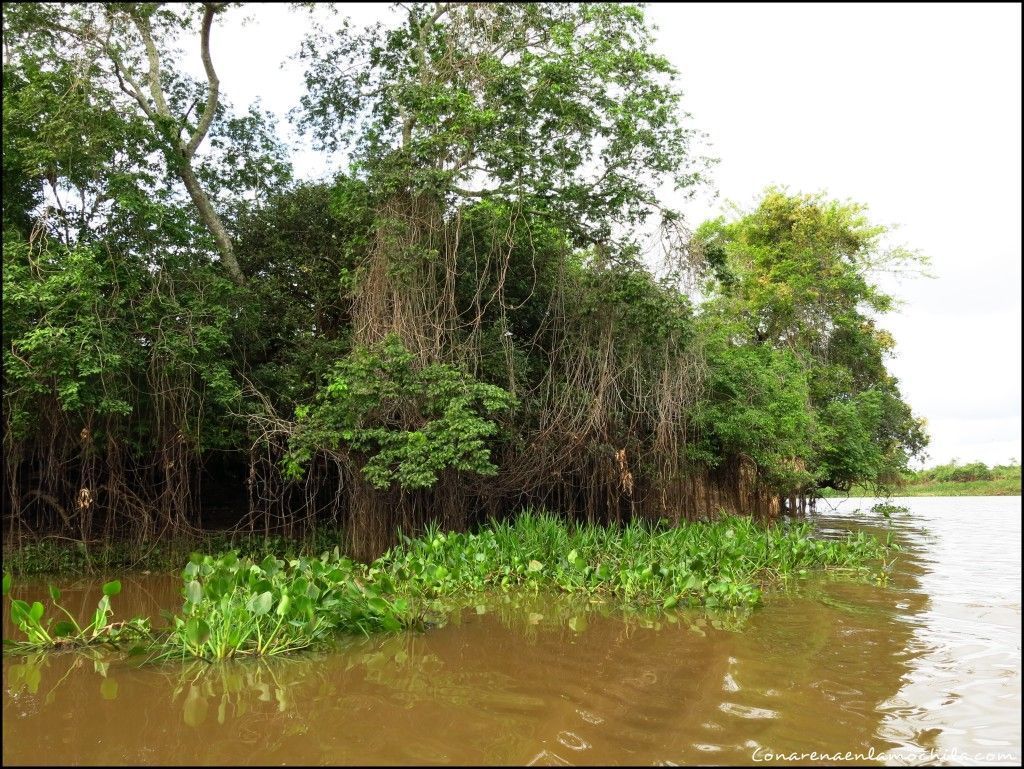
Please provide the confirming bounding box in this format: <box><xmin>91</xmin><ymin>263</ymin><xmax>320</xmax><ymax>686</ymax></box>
<box><xmin>3</xmin><ymin>497</ymin><xmax>1021</xmax><ymax>765</ymax></box>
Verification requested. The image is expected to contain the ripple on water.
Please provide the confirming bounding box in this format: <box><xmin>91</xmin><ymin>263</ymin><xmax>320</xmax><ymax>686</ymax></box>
<box><xmin>717</xmin><ymin>702</ymin><xmax>780</xmax><ymax>720</ymax></box>
<box><xmin>526</xmin><ymin>749</ymin><xmax>572</xmax><ymax>766</ymax></box>
<box><xmin>822</xmin><ymin>496</ymin><xmax>1022</xmax><ymax>765</ymax></box>
<box><xmin>556</xmin><ymin>731</ymin><xmax>590</xmax><ymax>751</ymax></box>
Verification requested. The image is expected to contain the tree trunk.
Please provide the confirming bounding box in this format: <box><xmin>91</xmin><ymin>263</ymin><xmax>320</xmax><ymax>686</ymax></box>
<box><xmin>178</xmin><ymin>160</ymin><xmax>245</xmax><ymax>285</ymax></box>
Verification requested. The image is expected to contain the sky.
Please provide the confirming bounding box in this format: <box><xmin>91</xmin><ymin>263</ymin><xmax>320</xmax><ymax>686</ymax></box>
<box><xmin>187</xmin><ymin>2</ymin><xmax>1021</xmax><ymax>468</ymax></box>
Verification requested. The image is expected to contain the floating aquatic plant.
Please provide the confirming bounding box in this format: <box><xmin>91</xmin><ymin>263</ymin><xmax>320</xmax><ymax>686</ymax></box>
<box><xmin>369</xmin><ymin>509</ymin><xmax>896</xmax><ymax>610</ymax></box>
<box><xmin>2</xmin><ymin>573</ymin><xmax>150</xmax><ymax>653</ymax></box>
<box><xmin>157</xmin><ymin>549</ymin><xmax>417</xmax><ymax>661</ymax></box>
<box><xmin>3</xmin><ymin>510</ymin><xmax>896</xmax><ymax>661</ymax></box>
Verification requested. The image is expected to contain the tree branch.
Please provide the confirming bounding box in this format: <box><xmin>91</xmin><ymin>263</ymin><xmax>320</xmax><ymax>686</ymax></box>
<box><xmin>185</xmin><ymin>3</ymin><xmax>221</xmax><ymax>159</ymax></box>
<box><xmin>130</xmin><ymin>10</ymin><xmax>171</xmax><ymax>118</ymax></box>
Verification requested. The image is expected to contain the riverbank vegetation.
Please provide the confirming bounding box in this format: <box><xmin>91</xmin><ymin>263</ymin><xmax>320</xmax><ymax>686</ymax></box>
<box><xmin>820</xmin><ymin>460</ymin><xmax>1021</xmax><ymax>497</ymax></box>
<box><xmin>374</xmin><ymin>511</ymin><xmax>894</xmax><ymax>611</ymax></box>
<box><xmin>4</xmin><ymin>511</ymin><xmax>896</xmax><ymax>659</ymax></box>
<box><xmin>2</xmin><ymin>528</ymin><xmax>347</xmax><ymax>577</ymax></box>
<box><xmin>3</xmin><ymin>2</ymin><xmax>926</xmax><ymax>563</ymax></box>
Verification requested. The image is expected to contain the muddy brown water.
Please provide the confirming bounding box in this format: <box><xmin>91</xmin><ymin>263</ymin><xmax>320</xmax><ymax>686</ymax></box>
<box><xmin>3</xmin><ymin>497</ymin><xmax>1020</xmax><ymax>766</ymax></box>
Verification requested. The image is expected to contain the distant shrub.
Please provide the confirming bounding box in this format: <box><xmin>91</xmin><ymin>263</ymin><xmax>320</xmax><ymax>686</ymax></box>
<box><xmin>921</xmin><ymin>461</ymin><xmax>994</xmax><ymax>483</ymax></box>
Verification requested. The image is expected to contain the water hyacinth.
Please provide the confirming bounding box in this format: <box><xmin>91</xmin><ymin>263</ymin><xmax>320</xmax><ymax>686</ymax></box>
<box><xmin>2</xmin><ymin>575</ymin><xmax>150</xmax><ymax>654</ymax></box>
<box><xmin>4</xmin><ymin>509</ymin><xmax>896</xmax><ymax>660</ymax></box>
<box><xmin>159</xmin><ymin>549</ymin><xmax>416</xmax><ymax>661</ymax></box>
<box><xmin>370</xmin><ymin>509</ymin><xmax>896</xmax><ymax>610</ymax></box>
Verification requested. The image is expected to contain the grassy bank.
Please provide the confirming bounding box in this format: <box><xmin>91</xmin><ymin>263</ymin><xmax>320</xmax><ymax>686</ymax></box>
<box><xmin>820</xmin><ymin>461</ymin><xmax>1021</xmax><ymax>498</ymax></box>
<box><xmin>4</xmin><ymin>510</ymin><xmax>896</xmax><ymax>660</ymax></box>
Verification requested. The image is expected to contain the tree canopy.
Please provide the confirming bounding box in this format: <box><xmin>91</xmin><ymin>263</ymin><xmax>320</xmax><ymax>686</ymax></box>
<box><xmin>2</xmin><ymin>2</ymin><xmax>927</xmax><ymax>559</ymax></box>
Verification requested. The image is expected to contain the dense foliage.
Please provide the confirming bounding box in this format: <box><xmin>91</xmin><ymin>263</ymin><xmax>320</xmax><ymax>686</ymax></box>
<box><xmin>901</xmin><ymin>461</ymin><xmax>1020</xmax><ymax>496</ymax></box>
<box><xmin>374</xmin><ymin>509</ymin><xmax>894</xmax><ymax>610</ymax></box>
<box><xmin>2</xmin><ymin>2</ymin><xmax>927</xmax><ymax>558</ymax></box>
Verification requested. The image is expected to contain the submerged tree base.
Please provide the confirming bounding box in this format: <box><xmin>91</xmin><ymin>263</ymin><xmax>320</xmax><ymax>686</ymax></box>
<box><xmin>3</xmin><ymin>509</ymin><xmax>898</xmax><ymax>661</ymax></box>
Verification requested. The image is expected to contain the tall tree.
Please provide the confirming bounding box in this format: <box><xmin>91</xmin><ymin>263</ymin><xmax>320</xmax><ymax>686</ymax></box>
<box><xmin>296</xmin><ymin>2</ymin><xmax>708</xmax><ymax>249</ymax></box>
<box><xmin>1</xmin><ymin>2</ymin><xmax>288</xmax><ymax>284</ymax></box>
<box><xmin>691</xmin><ymin>189</ymin><xmax>929</xmax><ymax>491</ymax></box>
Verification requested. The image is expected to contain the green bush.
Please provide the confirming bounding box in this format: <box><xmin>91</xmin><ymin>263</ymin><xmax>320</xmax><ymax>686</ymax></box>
<box><xmin>924</xmin><ymin>461</ymin><xmax>995</xmax><ymax>483</ymax></box>
<box><xmin>284</xmin><ymin>334</ymin><xmax>515</xmax><ymax>490</ymax></box>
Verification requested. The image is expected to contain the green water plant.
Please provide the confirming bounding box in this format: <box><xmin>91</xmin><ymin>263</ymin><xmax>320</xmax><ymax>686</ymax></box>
<box><xmin>871</xmin><ymin>501</ymin><xmax>910</xmax><ymax>518</ymax></box>
<box><xmin>3</xmin><ymin>510</ymin><xmax>897</xmax><ymax>662</ymax></box>
<box><xmin>369</xmin><ymin>509</ymin><xmax>894</xmax><ymax>610</ymax></box>
<box><xmin>1</xmin><ymin>528</ymin><xmax>350</xmax><ymax>578</ymax></box>
<box><xmin>159</xmin><ymin>550</ymin><xmax>416</xmax><ymax>661</ymax></box>
<box><xmin>2</xmin><ymin>573</ymin><xmax>150</xmax><ymax>653</ymax></box>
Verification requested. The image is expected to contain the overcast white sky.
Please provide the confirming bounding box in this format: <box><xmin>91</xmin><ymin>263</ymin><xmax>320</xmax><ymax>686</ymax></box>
<box><xmin>194</xmin><ymin>2</ymin><xmax>1021</xmax><ymax>468</ymax></box>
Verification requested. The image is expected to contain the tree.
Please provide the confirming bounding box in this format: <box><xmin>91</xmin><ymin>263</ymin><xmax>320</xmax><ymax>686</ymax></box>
<box><xmin>296</xmin><ymin>2</ymin><xmax>708</xmax><ymax>249</ymax></box>
<box><xmin>2</xmin><ymin>2</ymin><xmax>288</xmax><ymax>284</ymax></box>
<box><xmin>692</xmin><ymin>188</ymin><xmax>930</xmax><ymax>491</ymax></box>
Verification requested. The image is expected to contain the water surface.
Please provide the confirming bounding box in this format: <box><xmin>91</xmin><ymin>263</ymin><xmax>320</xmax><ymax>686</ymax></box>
<box><xmin>3</xmin><ymin>497</ymin><xmax>1020</xmax><ymax>765</ymax></box>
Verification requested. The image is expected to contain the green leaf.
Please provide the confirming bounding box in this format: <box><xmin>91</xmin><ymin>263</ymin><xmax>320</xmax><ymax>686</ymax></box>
<box><xmin>10</xmin><ymin>599</ymin><xmax>30</xmax><ymax>622</ymax></box>
<box><xmin>29</xmin><ymin>601</ymin><xmax>45</xmax><ymax>622</ymax></box>
<box><xmin>249</xmin><ymin>591</ymin><xmax>273</xmax><ymax>616</ymax></box>
<box><xmin>53</xmin><ymin>620</ymin><xmax>77</xmax><ymax>637</ymax></box>
<box><xmin>185</xmin><ymin>580</ymin><xmax>203</xmax><ymax>606</ymax></box>
<box><xmin>48</xmin><ymin>584</ymin><xmax>61</xmax><ymax>602</ymax></box>
<box><xmin>261</xmin><ymin>555</ymin><xmax>280</xmax><ymax>577</ymax></box>
<box><xmin>100</xmin><ymin>678</ymin><xmax>119</xmax><ymax>701</ymax></box>
<box><xmin>2</xmin><ymin>573</ymin><xmax>11</xmax><ymax>596</ymax></box>
<box><xmin>528</xmin><ymin>560</ymin><xmax>544</xmax><ymax>573</ymax></box>
<box><xmin>102</xmin><ymin>580</ymin><xmax>122</xmax><ymax>597</ymax></box>
<box><xmin>185</xmin><ymin>617</ymin><xmax>211</xmax><ymax>647</ymax></box>
<box><xmin>276</xmin><ymin>594</ymin><xmax>291</xmax><ymax>617</ymax></box>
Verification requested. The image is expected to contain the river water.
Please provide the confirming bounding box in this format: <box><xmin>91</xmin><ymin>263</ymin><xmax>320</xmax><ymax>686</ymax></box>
<box><xmin>3</xmin><ymin>497</ymin><xmax>1020</xmax><ymax>765</ymax></box>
